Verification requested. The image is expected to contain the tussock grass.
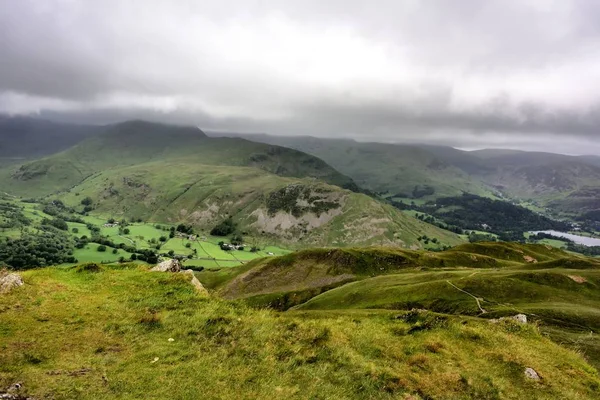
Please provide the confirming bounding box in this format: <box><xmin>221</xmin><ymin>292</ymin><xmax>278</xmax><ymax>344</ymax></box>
<box><xmin>1</xmin><ymin>266</ymin><xmax>599</xmax><ymax>399</ymax></box>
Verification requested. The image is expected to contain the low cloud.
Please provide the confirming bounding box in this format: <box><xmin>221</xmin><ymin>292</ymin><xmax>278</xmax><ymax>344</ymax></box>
<box><xmin>1</xmin><ymin>0</ymin><xmax>599</xmax><ymax>153</ymax></box>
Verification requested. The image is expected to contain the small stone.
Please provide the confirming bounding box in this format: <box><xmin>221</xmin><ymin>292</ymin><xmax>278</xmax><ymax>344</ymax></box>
<box><xmin>168</xmin><ymin>338</ymin><xmax>174</xmax><ymax>342</ymax></box>
<box><xmin>524</xmin><ymin>367</ymin><xmax>541</xmax><ymax>380</ymax></box>
<box><xmin>151</xmin><ymin>357</ymin><xmax>159</xmax><ymax>363</ymax></box>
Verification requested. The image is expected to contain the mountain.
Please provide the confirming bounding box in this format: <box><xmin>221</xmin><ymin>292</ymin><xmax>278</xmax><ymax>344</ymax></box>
<box><xmin>208</xmin><ymin>132</ymin><xmax>600</xmax><ymax>217</ymax></box>
<box><xmin>469</xmin><ymin>150</ymin><xmax>600</xmax><ymax>213</ymax></box>
<box><xmin>206</xmin><ymin>132</ymin><xmax>494</xmax><ymax>199</ymax></box>
<box><xmin>0</xmin><ymin>115</ymin><xmax>101</xmax><ymax>162</ymax></box>
<box><xmin>0</xmin><ymin>120</ymin><xmax>460</xmax><ymax>248</ymax></box>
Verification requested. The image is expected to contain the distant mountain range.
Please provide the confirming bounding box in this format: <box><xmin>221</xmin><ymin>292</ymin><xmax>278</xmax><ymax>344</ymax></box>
<box><xmin>206</xmin><ymin>131</ymin><xmax>600</xmax><ymax>217</ymax></box>
<box><xmin>0</xmin><ymin>118</ymin><xmax>460</xmax><ymax>248</ymax></box>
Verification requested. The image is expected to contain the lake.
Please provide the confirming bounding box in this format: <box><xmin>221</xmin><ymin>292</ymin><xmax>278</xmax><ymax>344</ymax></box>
<box><xmin>531</xmin><ymin>230</ymin><xmax>600</xmax><ymax>247</ymax></box>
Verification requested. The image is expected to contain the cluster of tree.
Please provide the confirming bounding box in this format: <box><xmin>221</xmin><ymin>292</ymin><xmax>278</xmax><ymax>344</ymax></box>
<box><xmin>414</xmin><ymin>213</ymin><xmax>464</xmax><ymax>234</ymax></box>
<box><xmin>0</xmin><ymin>203</ymin><xmax>31</xmax><ymax>229</ymax></box>
<box><xmin>417</xmin><ymin>235</ymin><xmax>439</xmax><ymax>245</ymax></box>
<box><xmin>417</xmin><ymin>194</ymin><xmax>570</xmax><ymax>236</ymax></box>
<box><xmin>211</xmin><ymin>217</ymin><xmax>237</xmax><ymax>236</ymax></box>
<box><xmin>566</xmin><ymin>243</ymin><xmax>600</xmax><ymax>257</ymax></box>
<box><xmin>412</xmin><ymin>185</ymin><xmax>435</xmax><ymax>199</ymax></box>
<box><xmin>467</xmin><ymin>231</ymin><xmax>498</xmax><ymax>243</ymax></box>
<box><xmin>0</xmin><ymin>227</ymin><xmax>77</xmax><ymax>269</ymax></box>
<box><xmin>175</xmin><ymin>224</ymin><xmax>194</xmax><ymax>234</ymax></box>
<box><xmin>41</xmin><ymin>217</ymin><xmax>68</xmax><ymax>231</ymax></box>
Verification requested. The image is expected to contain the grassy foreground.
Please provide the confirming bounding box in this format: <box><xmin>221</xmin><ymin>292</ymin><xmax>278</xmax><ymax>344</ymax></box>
<box><xmin>1</xmin><ymin>265</ymin><xmax>599</xmax><ymax>399</ymax></box>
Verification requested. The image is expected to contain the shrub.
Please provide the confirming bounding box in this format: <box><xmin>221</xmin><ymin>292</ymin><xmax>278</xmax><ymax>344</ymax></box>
<box><xmin>97</xmin><ymin>245</ymin><xmax>107</xmax><ymax>252</ymax></box>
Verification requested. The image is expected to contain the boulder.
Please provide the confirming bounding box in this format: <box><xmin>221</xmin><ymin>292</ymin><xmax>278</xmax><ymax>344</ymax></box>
<box><xmin>0</xmin><ymin>273</ymin><xmax>23</xmax><ymax>294</ymax></box>
<box><xmin>150</xmin><ymin>259</ymin><xmax>181</xmax><ymax>272</ymax></box>
<box><xmin>524</xmin><ymin>367</ymin><xmax>541</xmax><ymax>380</ymax></box>
<box><xmin>181</xmin><ymin>269</ymin><xmax>209</xmax><ymax>296</ymax></box>
<box><xmin>512</xmin><ymin>314</ymin><xmax>527</xmax><ymax>324</ymax></box>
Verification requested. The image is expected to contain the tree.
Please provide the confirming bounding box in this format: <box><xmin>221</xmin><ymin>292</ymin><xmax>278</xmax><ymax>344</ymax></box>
<box><xmin>72</xmin><ymin>227</ymin><xmax>79</xmax><ymax>234</ymax></box>
<box><xmin>0</xmin><ymin>229</ymin><xmax>76</xmax><ymax>269</ymax></box>
<box><xmin>185</xmin><ymin>242</ymin><xmax>191</xmax><ymax>248</ymax></box>
<box><xmin>80</xmin><ymin>197</ymin><xmax>93</xmax><ymax>206</ymax></box>
<box><xmin>168</xmin><ymin>250</ymin><xmax>175</xmax><ymax>256</ymax></box>
<box><xmin>42</xmin><ymin>217</ymin><xmax>68</xmax><ymax>231</ymax></box>
<box><xmin>130</xmin><ymin>254</ymin><xmax>137</xmax><ymax>261</ymax></box>
<box><xmin>112</xmin><ymin>248</ymin><xmax>118</xmax><ymax>254</ymax></box>
<box><xmin>97</xmin><ymin>245</ymin><xmax>107</xmax><ymax>252</ymax></box>
<box><xmin>210</xmin><ymin>218</ymin><xmax>236</xmax><ymax>236</ymax></box>
<box><xmin>231</xmin><ymin>233</ymin><xmax>243</xmax><ymax>245</ymax></box>
<box><xmin>159</xmin><ymin>236</ymin><xmax>167</xmax><ymax>242</ymax></box>
<box><xmin>123</xmin><ymin>228</ymin><xmax>130</xmax><ymax>235</ymax></box>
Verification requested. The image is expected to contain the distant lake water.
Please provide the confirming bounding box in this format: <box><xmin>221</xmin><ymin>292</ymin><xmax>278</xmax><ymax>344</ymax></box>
<box><xmin>531</xmin><ymin>230</ymin><xmax>600</xmax><ymax>247</ymax></box>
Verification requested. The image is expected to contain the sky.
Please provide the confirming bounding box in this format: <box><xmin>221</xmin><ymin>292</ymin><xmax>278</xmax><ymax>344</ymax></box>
<box><xmin>1</xmin><ymin>0</ymin><xmax>600</xmax><ymax>153</ymax></box>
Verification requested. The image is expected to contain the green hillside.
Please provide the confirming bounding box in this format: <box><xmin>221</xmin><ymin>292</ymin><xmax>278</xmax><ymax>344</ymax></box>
<box><xmin>47</xmin><ymin>162</ymin><xmax>461</xmax><ymax>248</ymax></box>
<box><xmin>0</xmin><ymin>121</ymin><xmax>357</xmax><ymax>197</ymax></box>
<box><xmin>200</xmin><ymin>243</ymin><xmax>600</xmax><ymax>369</ymax></box>
<box><xmin>209</xmin><ymin>134</ymin><xmax>494</xmax><ymax>199</ymax></box>
<box><xmin>0</xmin><ymin>121</ymin><xmax>462</xmax><ymax>249</ymax></box>
<box><xmin>1</xmin><ymin>265</ymin><xmax>599</xmax><ymax>399</ymax></box>
<box><xmin>208</xmin><ymin>133</ymin><xmax>600</xmax><ymax>218</ymax></box>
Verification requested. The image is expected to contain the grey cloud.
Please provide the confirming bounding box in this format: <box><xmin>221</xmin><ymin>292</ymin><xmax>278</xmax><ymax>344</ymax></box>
<box><xmin>1</xmin><ymin>0</ymin><xmax>600</xmax><ymax>152</ymax></box>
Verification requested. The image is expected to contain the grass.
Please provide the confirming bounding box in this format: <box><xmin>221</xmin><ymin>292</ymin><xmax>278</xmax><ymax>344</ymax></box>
<box><xmin>203</xmin><ymin>242</ymin><xmax>600</xmax><ymax>369</ymax></box>
<box><xmin>1</xmin><ymin>265</ymin><xmax>599</xmax><ymax>399</ymax></box>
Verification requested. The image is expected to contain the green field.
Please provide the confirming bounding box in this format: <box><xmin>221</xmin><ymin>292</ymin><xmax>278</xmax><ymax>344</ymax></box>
<box><xmin>0</xmin><ymin>197</ymin><xmax>293</xmax><ymax>269</ymax></box>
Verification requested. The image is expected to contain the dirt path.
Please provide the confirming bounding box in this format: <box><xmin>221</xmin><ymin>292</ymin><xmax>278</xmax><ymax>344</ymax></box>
<box><xmin>446</xmin><ymin>280</ymin><xmax>487</xmax><ymax>314</ymax></box>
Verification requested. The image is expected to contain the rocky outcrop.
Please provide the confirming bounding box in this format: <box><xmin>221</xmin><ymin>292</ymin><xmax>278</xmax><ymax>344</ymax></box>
<box><xmin>489</xmin><ymin>314</ymin><xmax>528</xmax><ymax>324</ymax></box>
<box><xmin>181</xmin><ymin>269</ymin><xmax>209</xmax><ymax>296</ymax></box>
<box><xmin>150</xmin><ymin>259</ymin><xmax>181</xmax><ymax>272</ymax></box>
<box><xmin>0</xmin><ymin>273</ymin><xmax>23</xmax><ymax>294</ymax></box>
<box><xmin>149</xmin><ymin>260</ymin><xmax>207</xmax><ymax>296</ymax></box>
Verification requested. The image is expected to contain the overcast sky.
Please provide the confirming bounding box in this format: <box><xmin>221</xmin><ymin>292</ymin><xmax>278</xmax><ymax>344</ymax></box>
<box><xmin>1</xmin><ymin>0</ymin><xmax>600</xmax><ymax>153</ymax></box>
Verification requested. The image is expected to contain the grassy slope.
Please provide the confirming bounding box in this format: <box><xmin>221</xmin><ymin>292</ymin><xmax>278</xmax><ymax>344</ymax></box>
<box><xmin>43</xmin><ymin>162</ymin><xmax>461</xmax><ymax>249</ymax></box>
<box><xmin>0</xmin><ymin>120</ymin><xmax>463</xmax><ymax>248</ymax></box>
<box><xmin>216</xmin><ymin>134</ymin><xmax>494</xmax><ymax>199</ymax></box>
<box><xmin>1</xmin><ymin>266</ymin><xmax>599</xmax><ymax>399</ymax></box>
<box><xmin>202</xmin><ymin>243</ymin><xmax>600</xmax><ymax>368</ymax></box>
<box><xmin>210</xmin><ymin>243</ymin><xmax>569</xmax><ymax>305</ymax></box>
<box><xmin>0</xmin><ymin>120</ymin><xmax>356</xmax><ymax>198</ymax></box>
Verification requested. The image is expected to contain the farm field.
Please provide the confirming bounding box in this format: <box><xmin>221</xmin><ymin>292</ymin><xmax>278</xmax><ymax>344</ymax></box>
<box><xmin>0</xmin><ymin>196</ymin><xmax>291</xmax><ymax>269</ymax></box>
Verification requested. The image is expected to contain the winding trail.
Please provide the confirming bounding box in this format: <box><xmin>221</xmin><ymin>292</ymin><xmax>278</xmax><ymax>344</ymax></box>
<box><xmin>446</xmin><ymin>280</ymin><xmax>487</xmax><ymax>314</ymax></box>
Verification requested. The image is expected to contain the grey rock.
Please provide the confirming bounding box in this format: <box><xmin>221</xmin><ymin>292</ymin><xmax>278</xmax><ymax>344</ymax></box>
<box><xmin>524</xmin><ymin>367</ymin><xmax>541</xmax><ymax>380</ymax></box>
<box><xmin>181</xmin><ymin>270</ymin><xmax>209</xmax><ymax>296</ymax></box>
<box><xmin>512</xmin><ymin>314</ymin><xmax>527</xmax><ymax>324</ymax></box>
<box><xmin>0</xmin><ymin>273</ymin><xmax>23</xmax><ymax>294</ymax></box>
<box><xmin>150</xmin><ymin>259</ymin><xmax>181</xmax><ymax>272</ymax></box>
